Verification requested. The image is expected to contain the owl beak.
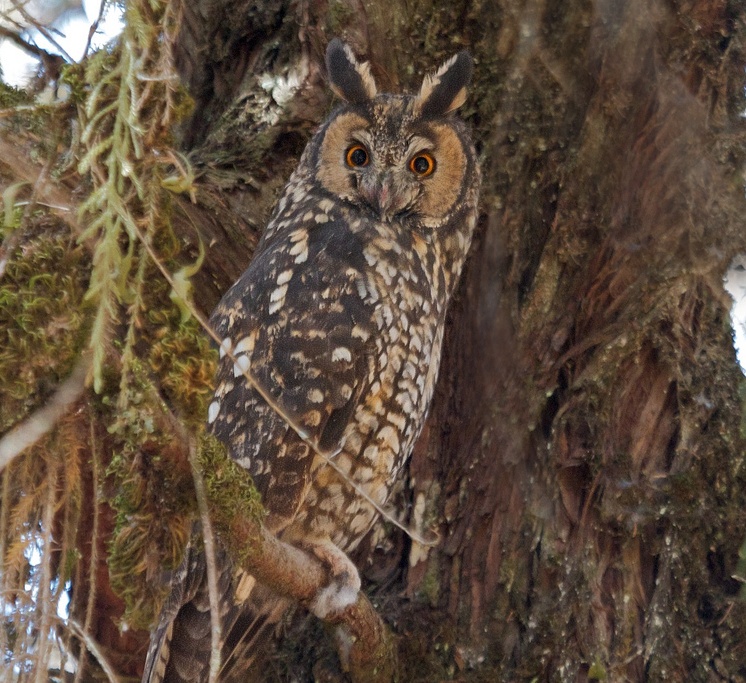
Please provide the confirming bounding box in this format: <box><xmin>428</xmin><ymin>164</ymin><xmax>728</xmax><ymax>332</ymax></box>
<box><xmin>361</xmin><ymin>174</ymin><xmax>406</xmax><ymax>219</ymax></box>
<box><xmin>375</xmin><ymin>181</ymin><xmax>397</xmax><ymax>218</ymax></box>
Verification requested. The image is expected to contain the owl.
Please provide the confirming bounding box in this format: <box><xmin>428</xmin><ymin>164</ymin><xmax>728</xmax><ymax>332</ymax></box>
<box><xmin>142</xmin><ymin>39</ymin><xmax>480</xmax><ymax>682</ymax></box>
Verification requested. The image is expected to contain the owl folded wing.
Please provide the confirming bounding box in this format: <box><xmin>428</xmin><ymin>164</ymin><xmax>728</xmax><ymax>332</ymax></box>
<box><xmin>207</xmin><ymin>215</ymin><xmax>377</xmax><ymax>523</ymax></box>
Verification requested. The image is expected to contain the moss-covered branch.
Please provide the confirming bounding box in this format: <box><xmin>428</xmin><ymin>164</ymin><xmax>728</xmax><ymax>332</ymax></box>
<box><xmin>198</xmin><ymin>434</ymin><xmax>398</xmax><ymax>682</ymax></box>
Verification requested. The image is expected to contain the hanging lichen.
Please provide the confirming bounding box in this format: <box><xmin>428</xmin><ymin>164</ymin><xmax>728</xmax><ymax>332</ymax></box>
<box><xmin>69</xmin><ymin>0</ymin><xmax>220</xmax><ymax>629</ymax></box>
<box><xmin>0</xmin><ymin>0</ymin><xmax>228</xmax><ymax>674</ymax></box>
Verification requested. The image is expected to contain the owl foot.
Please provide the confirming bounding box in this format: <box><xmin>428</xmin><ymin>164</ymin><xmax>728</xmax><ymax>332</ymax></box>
<box><xmin>306</xmin><ymin>539</ymin><xmax>361</xmax><ymax>620</ymax></box>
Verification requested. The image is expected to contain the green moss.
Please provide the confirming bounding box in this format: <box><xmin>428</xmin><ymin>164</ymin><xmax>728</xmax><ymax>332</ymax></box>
<box><xmin>0</xmin><ymin>0</ymin><xmax>228</xmax><ymax>658</ymax></box>
<box><xmin>588</xmin><ymin>660</ymin><xmax>607</xmax><ymax>680</ymax></box>
<box><xmin>144</xmin><ymin>275</ymin><xmax>217</xmax><ymax>426</ymax></box>
<box><xmin>99</xmin><ymin>214</ymin><xmax>217</xmax><ymax>629</ymax></box>
<box><xmin>105</xmin><ymin>357</ymin><xmax>197</xmax><ymax>629</ymax></box>
<box><xmin>0</xmin><ymin>81</ymin><xmax>33</xmax><ymax>107</ymax></box>
<box><xmin>108</xmin><ymin>430</ymin><xmax>262</xmax><ymax>628</ymax></box>
<box><xmin>327</xmin><ymin>0</ymin><xmax>355</xmax><ymax>35</ymax></box>
<box><xmin>0</xmin><ymin>82</ymin><xmax>60</xmax><ymax>151</ymax></box>
<box><xmin>101</xmin><ymin>289</ymin><xmax>216</xmax><ymax>628</ymax></box>
<box><xmin>0</xmin><ymin>220</ymin><xmax>90</xmax><ymax>432</ymax></box>
<box><xmin>59</xmin><ymin>62</ymin><xmax>89</xmax><ymax>106</ymax></box>
<box><xmin>73</xmin><ymin>20</ymin><xmax>216</xmax><ymax>625</ymax></box>
<box><xmin>198</xmin><ymin>432</ymin><xmax>265</xmax><ymax>565</ymax></box>
<box><xmin>418</xmin><ymin>554</ymin><xmax>441</xmax><ymax>607</ymax></box>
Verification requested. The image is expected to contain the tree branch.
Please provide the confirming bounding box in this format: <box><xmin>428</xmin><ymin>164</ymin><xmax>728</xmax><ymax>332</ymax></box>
<box><xmin>198</xmin><ymin>438</ymin><xmax>397</xmax><ymax>682</ymax></box>
<box><xmin>187</xmin><ymin>436</ymin><xmax>222</xmax><ymax>683</ymax></box>
<box><xmin>6</xmin><ymin>1</ymin><xmax>75</xmax><ymax>63</ymax></box>
<box><xmin>0</xmin><ymin>25</ymin><xmax>65</xmax><ymax>73</ymax></box>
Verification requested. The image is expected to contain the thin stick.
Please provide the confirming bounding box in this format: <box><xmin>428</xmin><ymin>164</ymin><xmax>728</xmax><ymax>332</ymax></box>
<box><xmin>0</xmin><ymin>25</ymin><xmax>60</xmax><ymax>65</ymax></box>
<box><xmin>188</xmin><ymin>436</ymin><xmax>222</xmax><ymax>683</ymax></box>
<box><xmin>33</xmin><ymin>456</ymin><xmax>59</xmax><ymax>683</ymax></box>
<box><xmin>73</xmin><ymin>417</ymin><xmax>101</xmax><ymax>683</ymax></box>
<box><xmin>0</xmin><ymin>352</ymin><xmax>91</xmax><ymax>472</ymax></box>
<box><xmin>0</xmin><ymin>469</ymin><xmax>10</xmax><ymax>664</ymax></box>
<box><xmin>67</xmin><ymin>618</ymin><xmax>121</xmax><ymax>683</ymax></box>
<box><xmin>83</xmin><ymin>0</ymin><xmax>108</xmax><ymax>58</ymax></box>
<box><xmin>8</xmin><ymin>1</ymin><xmax>75</xmax><ymax>63</ymax></box>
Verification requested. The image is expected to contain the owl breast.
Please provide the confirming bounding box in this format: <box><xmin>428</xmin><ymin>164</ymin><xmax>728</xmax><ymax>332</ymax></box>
<box><xmin>209</xmin><ymin>184</ymin><xmax>448</xmax><ymax>550</ymax></box>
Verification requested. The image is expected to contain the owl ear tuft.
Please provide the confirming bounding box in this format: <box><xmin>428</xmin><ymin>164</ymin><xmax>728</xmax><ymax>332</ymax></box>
<box><xmin>326</xmin><ymin>38</ymin><xmax>378</xmax><ymax>104</ymax></box>
<box><xmin>414</xmin><ymin>51</ymin><xmax>473</xmax><ymax>117</ymax></box>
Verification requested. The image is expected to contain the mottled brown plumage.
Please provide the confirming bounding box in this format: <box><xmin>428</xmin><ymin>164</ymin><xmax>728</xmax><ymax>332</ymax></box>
<box><xmin>143</xmin><ymin>39</ymin><xmax>480</xmax><ymax>682</ymax></box>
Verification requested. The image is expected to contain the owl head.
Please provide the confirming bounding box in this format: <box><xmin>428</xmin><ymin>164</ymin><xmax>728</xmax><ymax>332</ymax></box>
<box><xmin>312</xmin><ymin>39</ymin><xmax>479</xmax><ymax>233</ymax></box>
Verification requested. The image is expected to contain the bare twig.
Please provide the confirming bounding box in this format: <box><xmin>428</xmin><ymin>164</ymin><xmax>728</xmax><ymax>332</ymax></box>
<box><xmin>67</xmin><ymin>618</ymin><xmax>122</xmax><ymax>683</ymax></box>
<box><xmin>73</xmin><ymin>416</ymin><xmax>102</xmax><ymax>683</ymax></box>
<box><xmin>33</xmin><ymin>456</ymin><xmax>59</xmax><ymax>683</ymax></box>
<box><xmin>0</xmin><ymin>470</ymin><xmax>10</xmax><ymax>661</ymax></box>
<box><xmin>8</xmin><ymin>0</ymin><xmax>75</xmax><ymax>63</ymax></box>
<box><xmin>187</xmin><ymin>436</ymin><xmax>222</xmax><ymax>683</ymax></box>
<box><xmin>0</xmin><ymin>352</ymin><xmax>91</xmax><ymax>472</ymax></box>
<box><xmin>83</xmin><ymin>0</ymin><xmax>108</xmax><ymax>58</ymax></box>
<box><xmin>0</xmin><ymin>24</ymin><xmax>62</xmax><ymax>65</ymax></box>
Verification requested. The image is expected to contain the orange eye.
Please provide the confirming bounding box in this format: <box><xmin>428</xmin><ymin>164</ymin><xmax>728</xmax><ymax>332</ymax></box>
<box><xmin>346</xmin><ymin>144</ymin><xmax>369</xmax><ymax>167</ymax></box>
<box><xmin>409</xmin><ymin>152</ymin><xmax>436</xmax><ymax>177</ymax></box>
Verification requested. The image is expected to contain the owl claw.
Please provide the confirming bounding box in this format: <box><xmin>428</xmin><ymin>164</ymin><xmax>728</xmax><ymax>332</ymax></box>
<box><xmin>307</xmin><ymin>540</ymin><xmax>361</xmax><ymax>620</ymax></box>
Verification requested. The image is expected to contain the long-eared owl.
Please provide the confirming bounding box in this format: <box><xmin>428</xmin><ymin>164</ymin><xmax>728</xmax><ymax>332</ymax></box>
<box><xmin>143</xmin><ymin>39</ymin><xmax>480</xmax><ymax>682</ymax></box>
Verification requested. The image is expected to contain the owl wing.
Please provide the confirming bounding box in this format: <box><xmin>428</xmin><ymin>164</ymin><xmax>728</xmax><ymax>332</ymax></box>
<box><xmin>208</xmin><ymin>214</ymin><xmax>377</xmax><ymax>522</ymax></box>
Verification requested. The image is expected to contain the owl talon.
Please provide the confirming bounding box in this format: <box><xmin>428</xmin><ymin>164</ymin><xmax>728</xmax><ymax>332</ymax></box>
<box><xmin>307</xmin><ymin>540</ymin><xmax>361</xmax><ymax>620</ymax></box>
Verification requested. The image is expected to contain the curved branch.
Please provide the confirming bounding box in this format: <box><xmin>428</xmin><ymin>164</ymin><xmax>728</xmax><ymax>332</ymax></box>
<box><xmin>199</xmin><ymin>439</ymin><xmax>397</xmax><ymax>682</ymax></box>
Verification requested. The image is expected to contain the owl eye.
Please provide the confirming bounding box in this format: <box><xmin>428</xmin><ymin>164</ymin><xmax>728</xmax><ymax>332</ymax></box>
<box><xmin>409</xmin><ymin>152</ymin><xmax>436</xmax><ymax>177</ymax></box>
<box><xmin>346</xmin><ymin>144</ymin><xmax>369</xmax><ymax>167</ymax></box>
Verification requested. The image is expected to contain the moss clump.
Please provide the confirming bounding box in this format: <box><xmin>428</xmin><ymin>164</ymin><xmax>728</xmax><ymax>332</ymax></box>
<box><xmin>105</xmin><ymin>355</ymin><xmax>197</xmax><ymax>629</ymax></box>
<box><xmin>0</xmin><ymin>81</ymin><xmax>61</xmax><ymax>152</ymax></box>
<box><xmin>198</xmin><ymin>432</ymin><xmax>265</xmax><ymax>565</ymax></box>
<box><xmin>59</xmin><ymin>62</ymin><xmax>93</xmax><ymax>107</ymax></box>
<box><xmin>102</xmin><ymin>253</ymin><xmax>218</xmax><ymax>629</ymax></box>
<box><xmin>0</xmin><ymin>81</ymin><xmax>33</xmax><ymax>107</ymax></box>
<box><xmin>0</xmin><ymin>219</ymin><xmax>90</xmax><ymax>432</ymax></box>
<box><xmin>144</xmin><ymin>276</ymin><xmax>217</xmax><ymax>427</ymax></box>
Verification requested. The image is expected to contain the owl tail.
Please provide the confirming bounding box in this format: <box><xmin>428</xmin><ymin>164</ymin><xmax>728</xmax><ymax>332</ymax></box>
<box><xmin>218</xmin><ymin>585</ymin><xmax>291</xmax><ymax>682</ymax></box>
<box><xmin>141</xmin><ymin>540</ymin><xmax>291</xmax><ymax>683</ymax></box>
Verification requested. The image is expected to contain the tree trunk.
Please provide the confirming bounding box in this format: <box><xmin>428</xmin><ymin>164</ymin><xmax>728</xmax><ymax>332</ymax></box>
<box><xmin>1</xmin><ymin>0</ymin><xmax>745</xmax><ymax>681</ymax></box>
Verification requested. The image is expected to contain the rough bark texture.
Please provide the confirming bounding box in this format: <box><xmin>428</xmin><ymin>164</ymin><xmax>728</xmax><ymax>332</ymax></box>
<box><xmin>1</xmin><ymin>0</ymin><xmax>745</xmax><ymax>681</ymax></box>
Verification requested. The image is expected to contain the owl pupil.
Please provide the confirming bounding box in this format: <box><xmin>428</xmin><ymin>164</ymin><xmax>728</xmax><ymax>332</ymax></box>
<box><xmin>348</xmin><ymin>147</ymin><xmax>368</xmax><ymax>166</ymax></box>
<box><xmin>413</xmin><ymin>156</ymin><xmax>431</xmax><ymax>174</ymax></box>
